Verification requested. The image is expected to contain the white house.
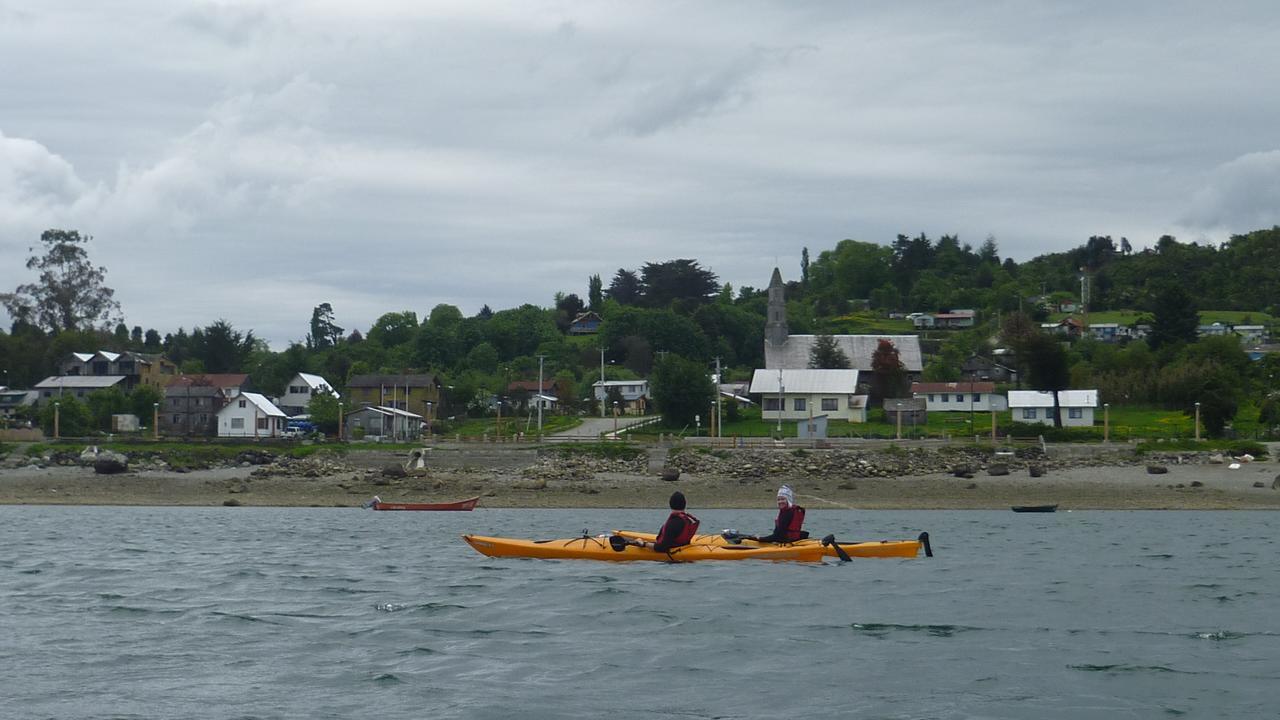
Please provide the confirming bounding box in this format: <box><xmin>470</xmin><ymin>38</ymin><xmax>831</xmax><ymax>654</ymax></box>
<box><xmin>1057</xmin><ymin>390</ymin><xmax>1099</xmax><ymax>427</ymax></box>
<box><xmin>910</xmin><ymin>382</ymin><xmax>1007</xmax><ymax>412</ymax></box>
<box><xmin>1008</xmin><ymin>389</ymin><xmax>1098</xmax><ymax>427</ymax></box>
<box><xmin>1007</xmin><ymin>391</ymin><xmax>1056</xmax><ymax>425</ymax></box>
<box><xmin>750</xmin><ymin>369</ymin><xmax>867</xmax><ymax>423</ymax></box>
<box><xmin>593</xmin><ymin>380</ymin><xmax>650</xmax><ymax>415</ymax></box>
<box><xmin>216</xmin><ymin>392</ymin><xmax>287</xmax><ymax>438</ymax></box>
<box><xmin>277</xmin><ymin>372</ymin><xmax>338</xmax><ymax>416</ymax></box>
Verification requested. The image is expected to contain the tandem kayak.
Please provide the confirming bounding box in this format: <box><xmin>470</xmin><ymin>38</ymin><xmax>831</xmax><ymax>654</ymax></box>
<box><xmin>613</xmin><ymin>530</ymin><xmax>932</xmax><ymax>560</ymax></box>
<box><xmin>461</xmin><ymin>534</ymin><xmax>828</xmax><ymax>562</ymax></box>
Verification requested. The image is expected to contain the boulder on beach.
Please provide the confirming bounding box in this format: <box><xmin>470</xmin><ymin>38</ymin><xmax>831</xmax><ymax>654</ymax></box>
<box><xmin>93</xmin><ymin>450</ymin><xmax>129</xmax><ymax>475</ymax></box>
<box><xmin>1146</xmin><ymin>465</ymin><xmax>1169</xmax><ymax>475</ymax></box>
<box><xmin>661</xmin><ymin>467</ymin><xmax>680</xmax><ymax>482</ymax></box>
<box><xmin>1028</xmin><ymin>465</ymin><xmax>1044</xmax><ymax>478</ymax></box>
<box><xmin>987</xmin><ymin>464</ymin><xmax>1010</xmax><ymax>476</ymax></box>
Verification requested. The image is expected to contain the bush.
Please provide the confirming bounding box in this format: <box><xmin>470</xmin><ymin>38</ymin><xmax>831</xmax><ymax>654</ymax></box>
<box><xmin>552</xmin><ymin>443</ymin><xmax>645</xmax><ymax>461</ymax></box>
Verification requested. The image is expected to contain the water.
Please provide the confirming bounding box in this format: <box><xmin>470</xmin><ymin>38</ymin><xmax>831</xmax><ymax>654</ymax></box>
<box><xmin>1</xmin><ymin>507</ymin><xmax>1276</xmax><ymax>719</ymax></box>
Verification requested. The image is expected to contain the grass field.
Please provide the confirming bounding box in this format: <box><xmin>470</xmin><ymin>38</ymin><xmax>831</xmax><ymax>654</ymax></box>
<box><xmin>441</xmin><ymin>414</ymin><xmax>582</xmax><ymax>438</ymax></box>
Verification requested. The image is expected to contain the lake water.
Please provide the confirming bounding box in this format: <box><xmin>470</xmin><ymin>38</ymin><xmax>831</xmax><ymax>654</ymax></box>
<box><xmin>1</xmin><ymin>507</ymin><xmax>1276</xmax><ymax>719</ymax></box>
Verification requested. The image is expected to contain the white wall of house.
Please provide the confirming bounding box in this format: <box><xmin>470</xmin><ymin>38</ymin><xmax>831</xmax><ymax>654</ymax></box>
<box><xmin>762</xmin><ymin>393</ymin><xmax>865</xmax><ymax>422</ymax></box>
<box><xmin>916</xmin><ymin>391</ymin><xmax>1006</xmax><ymax>412</ymax></box>
<box><xmin>278</xmin><ymin>373</ymin><xmax>336</xmax><ymax>413</ymax></box>
<box><xmin>217</xmin><ymin>394</ymin><xmax>285</xmax><ymax>437</ymax></box>
<box><xmin>1009</xmin><ymin>390</ymin><xmax>1096</xmax><ymax>426</ymax></box>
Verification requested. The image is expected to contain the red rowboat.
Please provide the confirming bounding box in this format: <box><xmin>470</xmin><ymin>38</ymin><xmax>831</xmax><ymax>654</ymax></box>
<box><xmin>365</xmin><ymin>496</ymin><xmax>480</xmax><ymax>511</ymax></box>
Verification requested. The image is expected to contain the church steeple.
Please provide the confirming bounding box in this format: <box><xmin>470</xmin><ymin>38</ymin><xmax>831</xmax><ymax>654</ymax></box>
<box><xmin>766</xmin><ymin>267</ymin><xmax>789</xmax><ymax>347</ymax></box>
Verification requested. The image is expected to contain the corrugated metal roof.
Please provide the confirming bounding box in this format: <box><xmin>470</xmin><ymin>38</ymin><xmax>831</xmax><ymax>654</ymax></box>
<box><xmin>34</xmin><ymin>375</ymin><xmax>128</xmax><ymax>389</ymax></box>
<box><xmin>749</xmin><ymin>369</ymin><xmax>859</xmax><ymax>394</ymax></box>
<box><xmin>236</xmin><ymin>392</ymin><xmax>287</xmax><ymax>417</ymax></box>
<box><xmin>1007</xmin><ymin>390</ymin><xmax>1055</xmax><ymax>407</ymax></box>
<box><xmin>1057</xmin><ymin>390</ymin><xmax>1098</xmax><ymax>407</ymax></box>
<box><xmin>765</xmin><ymin>335</ymin><xmax>923</xmax><ymax>372</ymax></box>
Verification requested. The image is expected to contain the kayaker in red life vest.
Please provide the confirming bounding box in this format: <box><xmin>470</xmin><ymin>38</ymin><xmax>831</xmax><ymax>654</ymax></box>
<box><xmin>754</xmin><ymin>484</ymin><xmax>807</xmax><ymax>543</ymax></box>
<box><xmin>630</xmin><ymin>491</ymin><xmax>700</xmax><ymax>552</ymax></box>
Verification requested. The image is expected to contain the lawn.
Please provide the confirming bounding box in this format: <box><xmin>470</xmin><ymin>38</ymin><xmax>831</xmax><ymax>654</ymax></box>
<box><xmin>1047</xmin><ymin>309</ymin><xmax>1274</xmax><ymax>327</ymax></box>
<box><xmin>441</xmin><ymin>414</ymin><xmax>582</xmax><ymax>438</ymax></box>
<box><xmin>824</xmin><ymin>311</ymin><xmax>915</xmax><ymax>334</ymax></box>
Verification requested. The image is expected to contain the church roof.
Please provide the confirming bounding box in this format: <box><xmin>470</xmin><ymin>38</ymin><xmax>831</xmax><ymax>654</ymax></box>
<box><xmin>764</xmin><ymin>335</ymin><xmax>924</xmax><ymax>372</ymax></box>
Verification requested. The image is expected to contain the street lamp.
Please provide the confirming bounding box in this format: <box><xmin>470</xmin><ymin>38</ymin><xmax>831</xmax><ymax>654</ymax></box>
<box><xmin>153</xmin><ymin>402</ymin><xmax>159</xmax><ymax>440</ymax></box>
<box><xmin>1194</xmin><ymin>401</ymin><xmax>1201</xmax><ymax>442</ymax></box>
<box><xmin>426</xmin><ymin>401</ymin><xmax>434</xmax><ymax>439</ymax></box>
<box><xmin>612</xmin><ymin>400</ymin><xmax>619</xmax><ymax>438</ymax></box>
<box><xmin>894</xmin><ymin>400</ymin><xmax>902</xmax><ymax>440</ymax></box>
<box><xmin>54</xmin><ymin>401</ymin><xmax>61</xmax><ymax>440</ymax></box>
<box><xmin>775</xmin><ymin>369</ymin><xmax>784</xmax><ymax>435</ymax></box>
<box><xmin>337</xmin><ymin>401</ymin><xmax>344</xmax><ymax>441</ymax></box>
<box><xmin>1104</xmin><ymin>402</ymin><xmax>1110</xmax><ymax>443</ymax></box>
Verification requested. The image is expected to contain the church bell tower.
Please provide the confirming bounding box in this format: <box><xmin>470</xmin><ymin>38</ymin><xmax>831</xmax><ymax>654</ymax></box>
<box><xmin>766</xmin><ymin>267</ymin><xmax>789</xmax><ymax>347</ymax></box>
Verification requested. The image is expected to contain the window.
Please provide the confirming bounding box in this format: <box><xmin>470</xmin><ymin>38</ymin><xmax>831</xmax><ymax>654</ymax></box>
<box><xmin>764</xmin><ymin>398</ymin><xmax>780</xmax><ymax>411</ymax></box>
<box><xmin>928</xmin><ymin>394</ymin><xmax>935</xmax><ymax>402</ymax></box>
<box><xmin>821</xmin><ymin>398</ymin><xmax>838</xmax><ymax>411</ymax></box>
<box><xmin>172</xmin><ymin>415</ymin><xmax>180</xmax><ymax>424</ymax></box>
<box><xmin>231</xmin><ymin>417</ymin><xmax>245</xmax><ymax>429</ymax></box>
<box><xmin>956</xmin><ymin>394</ymin><xmax>965</xmax><ymax>403</ymax></box>
<box><xmin>257</xmin><ymin>417</ymin><xmax>268</xmax><ymax>430</ymax></box>
<box><xmin>171</xmin><ymin>398</ymin><xmax>180</xmax><ymax>407</ymax></box>
<box><xmin>1022</xmin><ymin>408</ymin><xmax>1037</xmax><ymax>419</ymax></box>
<box><xmin>198</xmin><ymin>415</ymin><xmax>207</xmax><ymax>423</ymax></box>
<box><xmin>973</xmin><ymin>394</ymin><xmax>982</xmax><ymax>402</ymax></box>
<box><xmin>1068</xmin><ymin>407</ymin><xmax>1083</xmax><ymax>419</ymax></box>
<box><xmin>43</xmin><ymin>391</ymin><xmax>52</xmax><ymax>398</ymax></box>
<box><xmin>238</xmin><ymin>399</ymin><xmax>246</xmax><ymax>408</ymax></box>
<box><xmin>793</xmin><ymin>398</ymin><xmax>806</xmax><ymax>411</ymax></box>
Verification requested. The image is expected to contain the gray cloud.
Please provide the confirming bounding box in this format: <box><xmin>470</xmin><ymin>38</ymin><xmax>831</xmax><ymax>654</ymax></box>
<box><xmin>2</xmin><ymin>2</ymin><xmax>1279</xmax><ymax>346</ymax></box>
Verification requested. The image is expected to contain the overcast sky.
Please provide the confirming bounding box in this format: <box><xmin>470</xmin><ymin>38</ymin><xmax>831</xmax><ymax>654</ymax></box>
<box><xmin>3</xmin><ymin>1</ymin><xmax>1279</xmax><ymax>348</ymax></box>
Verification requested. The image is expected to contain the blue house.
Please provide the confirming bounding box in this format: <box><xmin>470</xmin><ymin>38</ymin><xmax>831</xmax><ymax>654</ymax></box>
<box><xmin>569</xmin><ymin>311</ymin><xmax>602</xmax><ymax>335</ymax></box>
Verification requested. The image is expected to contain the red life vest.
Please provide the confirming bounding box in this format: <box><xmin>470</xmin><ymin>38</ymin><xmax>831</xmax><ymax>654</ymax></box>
<box><xmin>657</xmin><ymin>510</ymin><xmax>700</xmax><ymax>548</ymax></box>
<box><xmin>778</xmin><ymin>505</ymin><xmax>806</xmax><ymax>541</ymax></box>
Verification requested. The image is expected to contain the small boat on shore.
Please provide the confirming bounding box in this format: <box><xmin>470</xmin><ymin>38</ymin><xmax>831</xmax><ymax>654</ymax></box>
<box><xmin>1011</xmin><ymin>504</ymin><xmax>1058</xmax><ymax>513</ymax></box>
<box><xmin>365</xmin><ymin>496</ymin><xmax>479</xmax><ymax>511</ymax></box>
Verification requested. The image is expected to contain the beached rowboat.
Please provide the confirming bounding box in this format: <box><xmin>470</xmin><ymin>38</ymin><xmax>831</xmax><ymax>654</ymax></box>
<box><xmin>366</xmin><ymin>496</ymin><xmax>479</xmax><ymax>511</ymax></box>
<box><xmin>1010</xmin><ymin>504</ymin><xmax>1058</xmax><ymax>513</ymax></box>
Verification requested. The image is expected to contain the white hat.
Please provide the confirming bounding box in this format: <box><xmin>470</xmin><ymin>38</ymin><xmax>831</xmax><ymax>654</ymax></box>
<box><xmin>776</xmin><ymin>484</ymin><xmax>795</xmax><ymax>507</ymax></box>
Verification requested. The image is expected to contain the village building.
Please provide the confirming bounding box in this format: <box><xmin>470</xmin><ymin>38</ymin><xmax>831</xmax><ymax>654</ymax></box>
<box><xmin>276</xmin><ymin>372</ymin><xmax>338</xmax><ymax>416</ymax></box>
<box><xmin>763</xmin><ymin>268</ymin><xmax>923</xmax><ymax>374</ymax></box>
<box><xmin>1008</xmin><ymin>389</ymin><xmax>1098</xmax><ymax>426</ymax></box>
<box><xmin>592</xmin><ymin>380</ymin><xmax>649</xmax><ymax>415</ymax></box>
<box><xmin>58</xmin><ymin>350</ymin><xmax>177</xmax><ymax>391</ymax></box>
<box><xmin>342</xmin><ymin>405</ymin><xmax>425</xmax><ymax>442</ymax></box>
<box><xmin>215</xmin><ymin>392</ymin><xmax>287</xmax><ymax>438</ymax></box>
<box><xmin>345</xmin><ymin>374</ymin><xmax>442</xmax><ymax>420</ymax></box>
<box><xmin>161</xmin><ymin>374</ymin><xmax>252</xmax><ymax>436</ymax></box>
<box><xmin>910</xmin><ymin>382</ymin><xmax>1007</xmax><ymax>412</ymax></box>
<box><xmin>749</xmin><ymin>368</ymin><xmax>868</xmax><ymax>423</ymax></box>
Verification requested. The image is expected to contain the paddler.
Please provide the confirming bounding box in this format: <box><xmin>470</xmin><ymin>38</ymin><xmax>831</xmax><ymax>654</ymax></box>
<box><xmin>629</xmin><ymin>491</ymin><xmax>700</xmax><ymax>552</ymax></box>
<box><xmin>752</xmin><ymin>484</ymin><xmax>807</xmax><ymax>543</ymax></box>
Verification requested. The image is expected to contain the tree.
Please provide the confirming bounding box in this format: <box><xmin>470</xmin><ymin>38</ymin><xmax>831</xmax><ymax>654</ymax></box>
<box><xmin>650</xmin><ymin>354</ymin><xmax>715</xmax><ymax>427</ymax></box>
<box><xmin>1</xmin><ymin>229</ymin><xmax>123</xmax><ymax>333</ymax></box>
<box><xmin>143</xmin><ymin>329</ymin><xmax>162</xmax><ymax>350</ymax></box>
<box><xmin>588</xmin><ymin>274</ymin><xmax>603</xmax><ymax>311</ymax></box>
<box><xmin>197</xmin><ymin>320</ymin><xmax>256</xmax><ymax>373</ymax></box>
<box><xmin>39</xmin><ymin>394</ymin><xmax>92</xmax><ymax>437</ymax></box>
<box><xmin>128</xmin><ymin>384</ymin><xmax>163</xmax><ymax>421</ymax></box>
<box><xmin>869</xmin><ymin>339</ymin><xmax>907</xmax><ymax>402</ymax></box>
<box><xmin>808</xmin><ymin>335</ymin><xmax>851</xmax><ymax>369</ymax></box>
<box><xmin>368</xmin><ymin>311</ymin><xmax>418</xmax><ymax>348</ymax></box>
<box><xmin>1148</xmin><ymin>285</ymin><xmax>1199</xmax><ymax>350</ymax></box>
<box><xmin>606</xmin><ymin>269</ymin><xmax>641</xmax><ymax>305</ymax></box>
<box><xmin>800</xmin><ymin>247</ymin><xmax>810</xmax><ymax>287</ymax></box>
<box><xmin>85</xmin><ymin>387</ymin><xmax>129</xmax><ymax>431</ymax></box>
<box><xmin>1021</xmin><ymin>334</ymin><xmax>1071</xmax><ymax>427</ymax></box>
<box><xmin>307</xmin><ymin>303</ymin><xmax>344</xmax><ymax>350</ymax></box>
<box><xmin>307</xmin><ymin>391</ymin><xmax>340</xmax><ymax>435</ymax></box>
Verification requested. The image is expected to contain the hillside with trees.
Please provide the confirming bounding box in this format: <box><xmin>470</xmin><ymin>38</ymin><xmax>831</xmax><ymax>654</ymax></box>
<box><xmin>5</xmin><ymin>227</ymin><xmax>1280</xmax><ymax>438</ymax></box>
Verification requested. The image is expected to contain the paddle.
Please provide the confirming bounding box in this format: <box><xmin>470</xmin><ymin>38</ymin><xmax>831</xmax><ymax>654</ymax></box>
<box><xmin>820</xmin><ymin>534</ymin><xmax>853</xmax><ymax>562</ymax></box>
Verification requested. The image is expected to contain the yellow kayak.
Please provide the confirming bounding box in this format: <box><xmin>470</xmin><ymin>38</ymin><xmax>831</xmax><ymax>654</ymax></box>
<box><xmin>612</xmin><ymin>530</ymin><xmax>932</xmax><ymax>560</ymax></box>
<box><xmin>462</xmin><ymin>534</ymin><xmax>827</xmax><ymax>563</ymax></box>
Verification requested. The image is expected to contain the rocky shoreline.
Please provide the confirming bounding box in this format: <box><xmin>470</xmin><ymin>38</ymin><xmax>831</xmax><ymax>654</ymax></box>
<box><xmin>2</xmin><ymin>443</ymin><xmax>1279</xmax><ymax>509</ymax></box>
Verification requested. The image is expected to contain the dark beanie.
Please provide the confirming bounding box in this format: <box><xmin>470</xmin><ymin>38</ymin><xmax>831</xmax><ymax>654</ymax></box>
<box><xmin>669</xmin><ymin>491</ymin><xmax>686</xmax><ymax>510</ymax></box>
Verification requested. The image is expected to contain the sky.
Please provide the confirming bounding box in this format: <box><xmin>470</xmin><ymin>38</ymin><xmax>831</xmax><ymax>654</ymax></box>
<box><xmin>3</xmin><ymin>1</ymin><xmax>1279</xmax><ymax>348</ymax></box>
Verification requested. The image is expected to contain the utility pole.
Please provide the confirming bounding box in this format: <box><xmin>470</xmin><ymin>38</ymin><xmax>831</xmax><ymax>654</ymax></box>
<box><xmin>536</xmin><ymin>354</ymin><xmax>546</xmax><ymax>436</ymax></box>
<box><xmin>599</xmin><ymin>347</ymin><xmax>606</xmax><ymax>418</ymax></box>
<box><xmin>714</xmin><ymin>357</ymin><xmax>722</xmax><ymax>439</ymax></box>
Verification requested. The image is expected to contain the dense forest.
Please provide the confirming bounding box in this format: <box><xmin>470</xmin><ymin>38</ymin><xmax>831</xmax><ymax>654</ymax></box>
<box><xmin>4</xmin><ymin>226</ymin><xmax>1280</xmax><ymax>435</ymax></box>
